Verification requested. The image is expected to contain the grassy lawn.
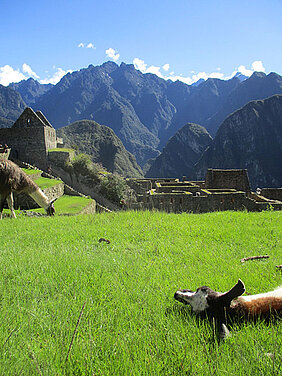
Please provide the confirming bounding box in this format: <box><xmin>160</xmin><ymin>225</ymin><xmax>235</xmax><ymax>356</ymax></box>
<box><xmin>33</xmin><ymin>195</ymin><xmax>94</xmax><ymax>215</ymax></box>
<box><xmin>0</xmin><ymin>210</ymin><xmax>281</xmax><ymax>375</ymax></box>
<box><xmin>3</xmin><ymin>195</ymin><xmax>94</xmax><ymax>216</ymax></box>
<box><xmin>22</xmin><ymin>168</ymin><xmax>42</xmax><ymax>175</ymax></box>
<box><xmin>48</xmin><ymin>148</ymin><xmax>74</xmax><ymax>153</ymax></box>
<box><xmin>34</xmin><ymin>176</ymin><xmax>63</xmax><ymax>190</ymax></box>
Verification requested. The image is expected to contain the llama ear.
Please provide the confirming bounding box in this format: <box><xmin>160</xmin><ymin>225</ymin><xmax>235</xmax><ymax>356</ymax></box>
<box><xmin>218</xmin><ymin>279</ymin><xmax>245</xmax><ymax>306</ymax></box>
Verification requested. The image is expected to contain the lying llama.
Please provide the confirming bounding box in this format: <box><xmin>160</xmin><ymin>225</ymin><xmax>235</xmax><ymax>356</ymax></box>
<box><xmin>174</xmin><ymin>279</ymin><xmax>282</xmax><ymax>340</ymax></box>
<box><xmin>0</xmin><ymin>160</ymin><xmax>56</xmax><ymax>218</ymax></box>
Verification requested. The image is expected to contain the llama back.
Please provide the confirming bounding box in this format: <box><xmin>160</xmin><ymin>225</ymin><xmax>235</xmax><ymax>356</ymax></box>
<box><xmin>0</xmin><ymin>160</ymin><xmax>38</xmax><ymax>194</ymax></box>
<box><xmin>237</xmin><ymin>286</ymin><xmax>282</xmax><ymax>316</ymax></box>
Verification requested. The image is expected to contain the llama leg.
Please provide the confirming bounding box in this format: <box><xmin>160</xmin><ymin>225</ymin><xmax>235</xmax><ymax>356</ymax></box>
<box><xmin>0</xmin><ymin>194</ymin><xmax>7</xmax><ymax>219</ymax></box>
<box><xmin>6</xmin><ymin>192</ymin><xmax>16</xmax><ymax>218</ymax></box>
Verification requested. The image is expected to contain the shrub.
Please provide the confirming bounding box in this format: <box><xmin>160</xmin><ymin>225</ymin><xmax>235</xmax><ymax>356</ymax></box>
<box><xmin>100</xmin><ymin>174</ymin><xmax>127</xmax><ymax>204</ymax></box>
<box><xmin>71</xmin><ymin>154</ymin><xmax>100</xmax><ymax>183</ymax></box>
<box><xmin>63</xmin><ymin>153</ymin><xmax>135</xmax><ymax>206</ymax></box>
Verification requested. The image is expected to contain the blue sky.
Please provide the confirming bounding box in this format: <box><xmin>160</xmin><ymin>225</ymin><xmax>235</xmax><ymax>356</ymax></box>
<box><xmin>1</xmin><ymin>0</ymin><xmax>281</xmax><ymax>86</ymax></box>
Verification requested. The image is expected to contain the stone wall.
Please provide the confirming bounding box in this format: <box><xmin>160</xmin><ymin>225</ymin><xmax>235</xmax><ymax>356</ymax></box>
<box><xmin>261</xmin><ymin>188</ymin><xmax>282</xmax><ymax>202</ymax></box>
<box><xmin>44</xmin><ymin>127</ymin><xmax>57</xmax><ymax>152</ymax></box>
<box><xmin>126</xmin><ymin>179</ymin><xmax>153</xmax><ymax>194</ymax></box>
<box><xmin>133</xmin><ymin>191</ymin><xmax>249</xmax><ymax>213</ymax></box>
<box><xmin>43</xmin><ymin>183</ymin><xmax>65</xmax><ymax>201</ymax></box>
<box><xmin>0</xmin><ymin>107</ymin><xmax>57</xmax><ymax>170</ymax></box>
<box><xmin>78</xmin><ymin>201</ymin><xmax>96</xmax><ymax>215</ymax></box>
<box><xmin>48</xmin><ymin>150</ymin><xmax>75</xmax><ymax>165</ymax></box>
<box><xmin>47</xmin><ymin>163</ymin><xmax>120</xmax><ymax>211</ymax></box>
<box><xmin>205</xmin><ymin>169</ymin><xmax>251</xmax><ymax>193</ymax></box>
<box><xmin>13</xmin><ymin>182</ymin><xmax>64</xmax><ymax>210</ymax></box>
<box><xmin>155</xmin><ymin>184</ymin><xmax>201</xmax><ymax>194</ymax></box>
<box><xmin>126</xmin><ymin>175</ymin><xmax>282</xmax><ymax>213</ymax></box>
<box><xmin>0</xmin><ymin>126</ymin><xmax>56</xmax><ymax>170</ymax></box>
<box><xmin>129</xmin><ymin>190</ymin><xmax>282</xmax><ymax>213</ymax></box>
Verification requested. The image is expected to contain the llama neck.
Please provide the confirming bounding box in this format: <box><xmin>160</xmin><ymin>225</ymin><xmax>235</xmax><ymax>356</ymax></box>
<box><xmin>29</xmin><ymin>188</ymin><xmax>50</xmax><ymax>210</ymax></box>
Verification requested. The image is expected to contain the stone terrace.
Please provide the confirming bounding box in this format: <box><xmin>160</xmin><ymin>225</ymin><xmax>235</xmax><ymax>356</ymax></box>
<box><xmin>126</xmin><ymin>169</ymin><xmax>282</xmax><ymax>213</ymax></box>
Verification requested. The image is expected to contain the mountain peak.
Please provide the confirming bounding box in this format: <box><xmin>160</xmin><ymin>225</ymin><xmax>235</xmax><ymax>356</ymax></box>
<box><xmin>101</xmin><ymin>61</ymin><xmax>118</xmax><ymax>71</ymax></box>
<box><xmin>249</xmin><ymin>71</ymin><xmax>266</xmax><ymax>79</ymax></box>
<box><xmin>233</xmin><ymin>72</ymin><xmax>248</xmax><ymax>82</ymax></box>
<box><xmin>192</xmin><ymin>78</ymin><xmax>205</xmax><ymax>87</ymax></box>
<box><xmin>120</xmin><ymin>62</ymin><xmax>135</xmax><ymax>70</ymax></box>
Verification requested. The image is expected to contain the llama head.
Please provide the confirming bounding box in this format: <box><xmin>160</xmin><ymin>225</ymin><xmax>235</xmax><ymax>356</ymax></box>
<box><xmin>46</xmin><ymin>198</ymin><xmax>57</xmax><ymax>216</ymax></box>
<box><xmin>174</xmin><ymin>279</ymin><xmax>245</xmax><ymax>314</ymax></box>
<box><xmin>174</xmin><ymin>280</ymin><xmax>246</xmax><ymax>340</ymax></box>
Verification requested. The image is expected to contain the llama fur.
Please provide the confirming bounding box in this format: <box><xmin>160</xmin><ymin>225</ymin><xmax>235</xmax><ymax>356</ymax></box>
<box><xmin>0</xmin><ymin>160</ymin><xmax>55</xmax><ymax>218</ymax></box>
<box><xmin>174</xmin><ymin>280</ymin><xmax>282</xmax><ymax>340</ymax></box>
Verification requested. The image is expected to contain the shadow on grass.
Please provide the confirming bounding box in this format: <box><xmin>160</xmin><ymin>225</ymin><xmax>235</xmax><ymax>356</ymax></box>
<box><xmin>166</xmin><ymin>303</ymin><xmax>282</xmax><ymax>345</ymax></box>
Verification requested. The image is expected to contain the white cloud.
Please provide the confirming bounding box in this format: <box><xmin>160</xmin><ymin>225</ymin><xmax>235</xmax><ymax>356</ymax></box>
<box><xmin>162</xmin><ymin>63</ymin><xmax>170</xmax><ymax>72</ymax></box>
<box><xmin>233</xmin><ymin>65</ymin><xmax>253</xmax><ymax>77</ymax></box>
<box><xmin>78</xmin><ymin>42</ymin><xmax>95</xmax><ymax>49</ymax></box>
<box><xmin>230</xmin><ymin>60</ymin><xmax>266</xmax><ymax>78</ymax></box>
<box><xmin>106</xmin><ymin>48</ymin><xmax>120</xmax><ymax>62</ymax></box>
<box><xmin>22</xmin><ymin>63</ymin><xmax>39</xmax><ymax>78</ymax></box>
<box><xmin>133</xmin><ymin>58</ymin><xmax>147</xmax><ymax>73</ymax></box>
<box><xmin>133</xmin><ymin>57</ymin><xmax>267</xmax><ymax>85</ymax></box>
<box><xmin>40</xmin><ymin>67</ymin><xmax>73</xmax><ymax>85</ymax></box>
<box><xmin>0</xmin><ymin>65</ymin><xmax>27</xmax><ymax>86</ymax></box>
<box><xmin>86</xmin><ymin>43</ymin><xmax>95</xmax><ymax>49</ymax></box>
<box><xmin>0</xmin><ymin>63</ymin><xmax>73</xmax><ymax>86</ymax></box>
<box><xmin>146</xmin><ymin>65</ymin><xmax>164</xmax><ymax>78</ymax></box>
<box><xmin>133</xmin><ymin>58</ymin><xmax>165</xmax><ymax>78</ymax></box>
<box><xmin>251</xmin><ymin>60</ymin><xmax>265</xmax><ymax>72</ymax></box>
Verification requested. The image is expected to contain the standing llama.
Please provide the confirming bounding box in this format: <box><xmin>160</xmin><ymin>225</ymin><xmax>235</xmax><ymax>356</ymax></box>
<box><xmin>0</xmin><ymin>160</ymin><xmax>56</xmax><ymax>218</ymax></box>
<box><xmin>174</xmin><ymin>279</ymin><xmax>282</xmax><ymax>340</ymax></box>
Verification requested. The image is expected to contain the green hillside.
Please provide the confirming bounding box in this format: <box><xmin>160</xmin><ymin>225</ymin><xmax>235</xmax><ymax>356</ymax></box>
<box><xmin>0</xmin><ymin>210</ymin><xmax>281</xmax><ymax>375</ymax></box>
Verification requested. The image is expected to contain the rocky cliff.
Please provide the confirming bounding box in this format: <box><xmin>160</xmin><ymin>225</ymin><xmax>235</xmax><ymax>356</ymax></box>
<box><xmin>194</xmin><ymin>95</ymin><xmax>282</xmax><ymax>188</ymax></box>
<box><xmin>0</xmin><ymin>84</ymin><xmax>26</xmax><ymax>127</ymax></box>
<box><xmin>9</xmin><ymin>78</ymin><xmax>53</xmax><ymax>105</ymax></box>
<box><xmin>145</xmin><ymin>123</ymin><xmax>212</xmax><ymax>178</ymax></box>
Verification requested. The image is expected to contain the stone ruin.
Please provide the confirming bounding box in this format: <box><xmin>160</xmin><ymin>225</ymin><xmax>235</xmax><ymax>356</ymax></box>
<box><xmin>0</xmin><ymin>107</ymin><xmax>59</xmax><ymax>170</ymax></box>
<box><xmin>125</xmin><ymin>169</ymin><xmax>282</xmax><ymax>213</ymax></box>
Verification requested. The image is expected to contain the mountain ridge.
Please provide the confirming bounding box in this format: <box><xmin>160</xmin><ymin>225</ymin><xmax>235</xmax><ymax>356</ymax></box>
<box><xmin>145</xmin><ymin>123</ymin><xmax>212</xmax><ymax>178</ymax></box>
<box><xmin>0</xmin><ymin>84</ymin><xmax>26</xmax><ymax>127</ymax></box>
<box><xmin>2</xmin><ymin>62</ymin><xmax>282</xmax><ymax>172</ymax></box>
<box><xmin>29</xmin><ymin>63</ymin><xmax>282</xmax><ymax>162</ymax></box>
<box><xmin>193</xmin><ymin>94</ymin><xmax>282</xmax><ymax>188</ymax></box>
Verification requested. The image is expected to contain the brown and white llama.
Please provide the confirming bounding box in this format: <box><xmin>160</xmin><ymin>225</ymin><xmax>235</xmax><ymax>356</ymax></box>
<box><xmin>0</xmin><ymin>160</ymin><xmax>56</xmax><ymax>218</ymax></box>
<box><xmin>174</xmin><ymin>279</ymin><xmax>282</xmax><ymax>340</ymax></box>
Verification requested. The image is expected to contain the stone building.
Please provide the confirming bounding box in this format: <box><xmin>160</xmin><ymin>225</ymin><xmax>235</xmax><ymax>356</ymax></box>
<box><xmin>0</xmin><ymin>107</ymin><xmax>57</xmax><ymax>170</ymax></box>
<box><xmin>205</xmin><ymin>169</ymin><xmax>251</xmax><ymax>193</ymax></box>
<box><xmin>126</xmin><ymin>169</ymin><xmax>282</xmax><ymax>213</ymax></box>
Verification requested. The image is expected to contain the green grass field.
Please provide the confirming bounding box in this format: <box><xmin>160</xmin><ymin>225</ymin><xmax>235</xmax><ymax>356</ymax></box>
<box><xmin>33</xmin><ymin>195</ymin><xmax>94</xmax><ymax>215</ymax></box>
<box><xmin>22</xmin><ymin>168</ymin><xmax>42</xmax><ymax>176</ymax></box>
<box><xmin>48</xmin><ymin>148</ymin><xmax>74</xmax><ymax>153</ymax></box>
<box><xmin>34</xmin><ymin>176</ymin><xmax>63</xmax><ymax>190</ymax></box>
<box><xmin>0</xmin><ymin>210</ymin><xmax>281</xmax><ymax>375</ymax></box>
<box><xmin>3</xmin><ymin>195</ymin><xmax>94</xmax><ymax>217</ymax></box>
